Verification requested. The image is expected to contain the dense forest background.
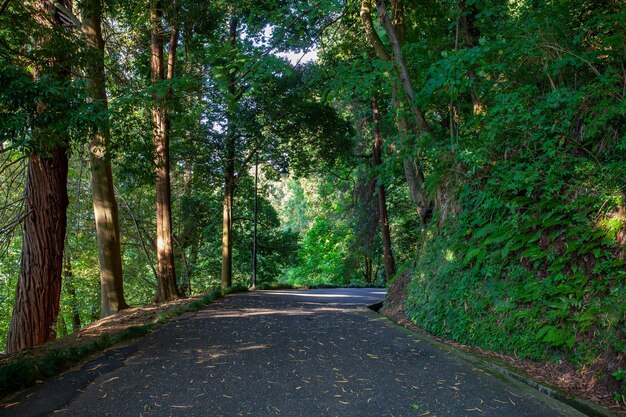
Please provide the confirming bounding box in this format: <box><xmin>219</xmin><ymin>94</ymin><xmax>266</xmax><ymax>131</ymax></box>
<box><xmin>1</xmin><ymin>0</ymin><xmax>625</xmax><ymax>404</ymax></box>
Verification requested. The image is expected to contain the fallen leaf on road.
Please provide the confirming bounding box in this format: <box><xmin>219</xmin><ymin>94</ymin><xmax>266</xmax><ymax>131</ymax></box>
<box><xmin>465</xmin><ymin>407</ymin><xmax>483</xmax><ymax>413</ymax></box>
<box><xmin>101</xmin><ymin>377</ymin><xmax>119</xmax><ymax>385</ymax></box>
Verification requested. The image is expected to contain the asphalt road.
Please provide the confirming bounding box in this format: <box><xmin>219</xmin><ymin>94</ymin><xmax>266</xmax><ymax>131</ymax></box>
<box><xmin>5</xmin><ymin>288</ymin><xmax>587</xmax><ymax>416</ymax></box>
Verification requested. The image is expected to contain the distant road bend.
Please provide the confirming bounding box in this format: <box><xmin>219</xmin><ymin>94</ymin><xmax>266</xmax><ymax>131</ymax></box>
<box><xmin>7</xmin><ymin>288</ymin><xmax>589</xmax><ymax>416</ymax></box>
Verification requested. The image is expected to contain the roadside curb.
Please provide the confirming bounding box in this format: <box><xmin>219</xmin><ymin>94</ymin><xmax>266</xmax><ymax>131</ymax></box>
<box><xmin>363</xmin><ymin>302</ymin><xmax>619</xmax><ymax>417</ymax></box>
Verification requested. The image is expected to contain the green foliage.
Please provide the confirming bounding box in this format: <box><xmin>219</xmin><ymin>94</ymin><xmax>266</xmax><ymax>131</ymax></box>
<box><xmin>279</xmin><ymin>173</ymin><xmax>384</xmax><ymax>288</ymax></box>
<box><xmin>613</xmin><ymin>368</ymin><xmax>626</xmax><ymax>401</ymax></box>
<box><xmin>285</xmin><ymin>216</ymin><xmax>361</xmax><ymax>286</ymax></box>
<box><xmin>402</xmin><ymin>0</ymin><xmax>626</xmax><ymax>384</ymax></box>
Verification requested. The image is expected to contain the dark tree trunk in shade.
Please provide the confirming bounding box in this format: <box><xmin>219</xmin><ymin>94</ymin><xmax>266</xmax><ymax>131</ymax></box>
<box><xmin>458</xmin><ymin>0</ymin><xmax>484</xmax><ymax>114</ymax></box>
<box><xmin>63</xmin><ymin>256</ymin><xmax>82</xmax><ymax>332</ymax></box>
<box><xmin>220</xmin><ymin>15</ymin><xmax>239</xmax><ymax>289</ymax></box>
<box><xmin>360</xmin><ymin>0</ymin><xmax>433</xmax><ymax>224</ymax></box>
<box><xmin>371</xmin><ymin>97</ymin><xmax>397</xmax><ymax>282</ymax></box>
<box><xmin>6</xmin><ymin>0</ymin><xmax>71</xmax><ymax>353</ymax></box>
<box><xmin>7</xmin><ymin>147</ymin><xmax>69</xmax><ymax>352</ymax></box>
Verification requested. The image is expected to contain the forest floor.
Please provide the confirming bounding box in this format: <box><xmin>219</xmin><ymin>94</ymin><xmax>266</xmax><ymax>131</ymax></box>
<box><xmin>381</xmin><ymin>273</ymin><xmax>626</xmax><ymax>416</ymax></box>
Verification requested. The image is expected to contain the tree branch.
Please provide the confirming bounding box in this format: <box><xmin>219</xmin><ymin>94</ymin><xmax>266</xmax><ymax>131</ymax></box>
<box><xmin>360</xmin><ymin>0</ymin><xmax>391</xmax><ymax>61</ymax></box>
<box><xmin>118</xmin><ymin>193</ymin><xmax>159</xmax><ymax>282</ymax></box>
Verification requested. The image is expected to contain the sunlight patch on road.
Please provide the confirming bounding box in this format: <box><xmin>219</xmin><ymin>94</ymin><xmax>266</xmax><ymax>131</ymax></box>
<box><xmin>261</xmin><ymin>291</ymin><xmax>387</xmax><ymax>299</ymax></box>
<box><xmin>201</xmin><ymin>308</ymin><xmax>314</xmax><ymax>318</ymax></box>
<box><xmin>197</xmin><ymin>306</ymin><xmax>348</xmax><ymax>319</ymax></box>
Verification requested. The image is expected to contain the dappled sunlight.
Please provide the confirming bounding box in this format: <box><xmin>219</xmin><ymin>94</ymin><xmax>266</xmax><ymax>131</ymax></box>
<box><xmin>192</xmin><ymin>347</ymin><xmax>232</xmax><ymax>364</ymax></box>
<box><xmin>260</xmin><ymin>290</ymin><xmax>386</xmax><ymax>299</ymax></box>
<box><xmin>199</xmin><ymin>308</ymin><xmax>315</xmax><ymax>319</ymax></box>
<box><xmin>197</xmin><ymin>306</ymin><xmax>349</xmax><ymax>319</ymax></box>
<box><xmin>187</xmin><ymin>344</ymin><xmax>272</xmax><ymax>365</ymax></box>
<box><xmin>262</xmin><ymin>292</ymin><xmax>357</xmax><ymax>298</ymax></box>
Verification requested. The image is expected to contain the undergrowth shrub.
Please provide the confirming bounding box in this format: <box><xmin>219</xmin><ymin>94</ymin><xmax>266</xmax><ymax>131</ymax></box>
<box><xmin>405</xmin><ymin>6</ymin><xmax>626</xmax><ymax>395</ymax></box>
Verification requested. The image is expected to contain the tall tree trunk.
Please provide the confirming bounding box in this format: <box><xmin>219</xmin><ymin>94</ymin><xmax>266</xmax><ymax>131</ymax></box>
<box><xmin>360</xmin><ymin>0</ymin><xmax>433</xmax><ymax>224</ymax></box>
<box><xmin>220</xmin><ymin>15</ymin><xmax>239</xmax><ymax>289</ymax></box>
<box><xmin>221</xmin><ymin>173</ymin><xmax>234</xmax><ymax>288</ymax></box>
<box><xmin>7</xmin><ymin>147</ymin><xmax>69</xmax><ymax>352</ymax></box>
<box><xmin>151</xmin><ymin>0</ymin><xmax>179</xmax><ymax>302</ymax></box>
<box><xmin>6</xmin><ymin>0</ymin><xmax>71</xmax><ymax>354</ymax></box>
<box><xmin>82</xmin><ymin>0</ymin><xmax>128</xmax><ymax>317</ymax></box>
<box><xmin>179</xmin><ymin>160</ymin><xmax>194</xmax><ymax>296</ymax></box>
<box><xmin>371</xmin><ymin>97</ymin><xmax>396</xmax><ymax>282</ymax></box>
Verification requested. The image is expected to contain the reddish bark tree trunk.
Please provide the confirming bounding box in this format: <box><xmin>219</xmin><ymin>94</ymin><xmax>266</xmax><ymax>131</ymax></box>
<box><xmin>151</xmin><ymin>0</ymin><xmax>180</xmax><ymax>302</ymax></box>
<box><xmin>221</xmin><ymin>174</ymin><xmax>235</xmax><ymax>289</ymax></box>
<box><xmin>7</xmin><ymin>147</ymin><xmax>69</xmax><ymax>352</ymax></box>
<box><xmin>6</xmin><ymin>0</ymin><xmax>71</xmax><ymax>353</ymax></box>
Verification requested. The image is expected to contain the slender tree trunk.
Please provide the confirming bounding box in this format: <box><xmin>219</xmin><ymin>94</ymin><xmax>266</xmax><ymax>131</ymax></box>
<box><xmin>63</xmin><ymin>256</ymin><xmax>81</xmax><ymax>332</ymax></box>
<box><xmin>360</xmin><ymin>0</ymin><xmax>390</xmax><ymax>61</ymax></box>
<box><xmin>56</xmin><ymin>313</ymin><xmax>68</xmax><ymax>338</ymax></box>
<box><xmin>6</xmin><ymin>0</ymin><xmax>71</xmax><ymax>354</ymax></box>
<box><xmin>220</xmin><ymin>15</ymin><xmax>239</xmax><ymax>289</ymax></box>
<box><xmin>167</xmin><ymin>16</ymin><xmax>179</xmax><ymax>81</ymax></box>
<box><xmin>361</xmin><ymin>0</ymin><xmax>433</xmax><ymax>224</ymax></box>
<box><xmin>458</xmin><ymin>0</ymin><xmax>484</xmax><ymax>114</ymax></box>
<box><xmin>375</xmin><ymin>0</ymin><xmax>429</xmax><ymax>133</ymax></box>
<box><xmin>82</xmin><ymin>0</ymin><xmax>128</xmax><ymax>317</ymax></box>
<box><xmin>364</xmin><ymin>255</ymin><xmax>373</xmax><ymax>283</ymax></box>
<box><xmin>371</xmin><ymin>97</ymin><xmax>396</xmax><ymax>282</ymax></box>
<box><xmin>151</xmin><ymin>0</ymin><xmax>180</xmax><ymax>302</ymax></box>
<box><xmin>221</xmin><ymin>174</ymin><xmax>234</xmax><ymax>288</ymax></box>
<box><xmin>179</xmin><ymin>161</ymin><xmax>194</xmax><ymax>296</ymax></box>
<box><xmin>360</xmin><ymin>0</ymin><xmax>423</xmax><ymax>208</ymax></box>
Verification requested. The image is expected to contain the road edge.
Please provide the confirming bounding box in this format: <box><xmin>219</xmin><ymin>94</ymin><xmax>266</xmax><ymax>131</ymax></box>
<box><xmin>360</xmin><ymin>304</ymin><xmax>619</xmax><ymax>417</ymax></box>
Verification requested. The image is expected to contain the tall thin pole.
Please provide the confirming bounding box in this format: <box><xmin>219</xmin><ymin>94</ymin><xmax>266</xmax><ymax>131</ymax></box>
<box><xmin>252</xmin><ymin>152</ymin><xmax>258</xmax><ymax>289</ymax></box>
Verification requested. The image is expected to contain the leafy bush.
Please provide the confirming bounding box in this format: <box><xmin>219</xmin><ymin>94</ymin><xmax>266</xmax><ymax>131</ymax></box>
<box><xmin>402</xmin><ymin>3</ymin><xmax>626</xmax><ymax>392</ymax></box>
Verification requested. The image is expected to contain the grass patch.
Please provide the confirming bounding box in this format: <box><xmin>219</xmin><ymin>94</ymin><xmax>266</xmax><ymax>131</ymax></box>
<box><xmin>256</xmin><ymin>282</ymin><xmax>296</xmax><ymax>290</ymax></box>
<box><xmin>303</xmin><ymin>281</ymin><xmax>385</xmax><ymax>290</ymax></box>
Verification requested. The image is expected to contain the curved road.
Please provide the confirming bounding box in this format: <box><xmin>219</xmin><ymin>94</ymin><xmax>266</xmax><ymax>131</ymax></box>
<box><xmin>6</xmin><ymin>288</ymin><xmax>588</xmax><ymax>416</ymax></box>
